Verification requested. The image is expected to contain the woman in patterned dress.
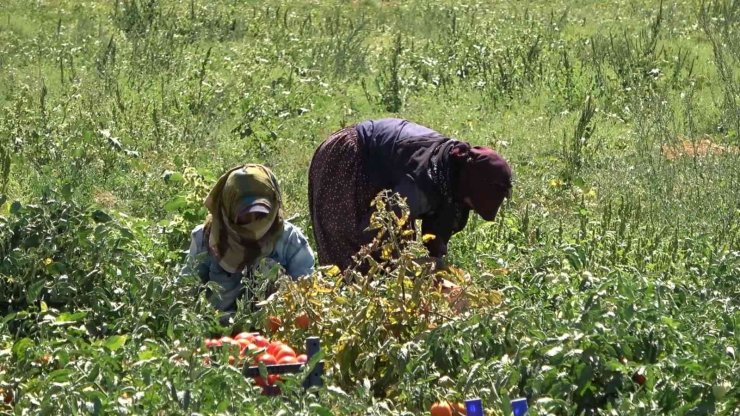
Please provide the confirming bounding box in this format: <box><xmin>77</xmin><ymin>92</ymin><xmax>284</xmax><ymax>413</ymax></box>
<box><xmin>308</xmin><ymin>118</ymin><xmax>512</xmax><ymax>270</ymax></box>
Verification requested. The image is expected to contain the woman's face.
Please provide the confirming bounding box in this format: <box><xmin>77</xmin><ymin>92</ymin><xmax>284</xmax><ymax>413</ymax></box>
<box><xmin>466</xmin><ymin>187</ymin><xmax>507</xmax><ymax>221</ymax></box>
<box><xmin>236</xmin><ymin>211</ymin><xmax>268</xmax><ymax>225</ymax></box>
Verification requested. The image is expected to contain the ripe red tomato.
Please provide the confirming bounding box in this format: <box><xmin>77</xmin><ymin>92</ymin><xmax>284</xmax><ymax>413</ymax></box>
<box><xmin>256</xmin><ymin>353</ymin><xmax>277</xmax><ymax>366</ymax></box>
<box><xmin>268</xmin><ymin>374</ymin><xmax>280</xmax><ymax>385</ymax></box>
<box><xmin>294</xmin><ymin>313</ymin><xmax>310</xmax><ymax>330</ymax></box>
<box><xmin>234</xmin><ymin>332</ymin><xmax>255</xmax><ymax>342</ymax></box>
<box><xmin>252</xmin><ymin>335</ymin><xmax>269</xmax><ymax>348</ymax></box>
<box><xmin>266</xmin><ymin>341</ymin><xmax>285</xmax><ymax>356</ymax></box>
<box><xmin>206</xmin><ymin>338</ymin><xmax>223</xmax><ymax>348</ymax></box>
<box><xmin>265</xmin><ymin>316</ymin><xmax>282</xmax><ymax>333</ymax></box>
<box><xmin>632</xmin><ymin>373</ymin><xmax>647</xmax><ymax>385</ymax></box>
<box><xmin>278</xmin><ymin>355</ymin><xmax>297</xmax><ymax>364</ymax></box>
<box><xmin>296</xmin><ymin>354</ymin><xmax>308</xmax><ymax>364</ymax></box>
<box><xmin>431</xmin><ymin>401</ymin><xmax>453</xmax><ymax>416</ymax></box>
<box><xmin>237</xmin><ymin>338</ymin><xmax>252</xmax><ymax>351</ymax></box>
<box><xmin>275</xmin><ymin>345</ymin><xmax>296</xmax><ymax>361</ymax></box>
<box><xmin>240</xmin><ymin>342</ymin><xmax>259</xmax><ymax>357</ymax></box>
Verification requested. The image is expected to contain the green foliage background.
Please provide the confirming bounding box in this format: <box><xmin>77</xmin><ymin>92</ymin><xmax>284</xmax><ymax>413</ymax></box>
<box><xmin>0</xmin><ymin>0</ymin><xmax>738</xmax><ymax>414</ymax></box>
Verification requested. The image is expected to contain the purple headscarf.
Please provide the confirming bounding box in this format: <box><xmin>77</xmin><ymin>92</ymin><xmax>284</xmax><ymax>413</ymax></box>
<box><xmin>451</xmin><ymin>144</ymin><xmax>512</xmax><ymax>221</ymax></box>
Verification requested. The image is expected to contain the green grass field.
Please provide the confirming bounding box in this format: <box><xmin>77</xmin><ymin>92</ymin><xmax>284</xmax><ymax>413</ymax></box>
<box><xmin>1</xmin><ymin>0</ymin><xmax>738</xmax><ymax>414</ymax></box>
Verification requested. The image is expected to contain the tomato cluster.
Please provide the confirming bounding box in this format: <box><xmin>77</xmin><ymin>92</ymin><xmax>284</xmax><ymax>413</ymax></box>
<box><xmin>203</xmin><ymin>332</ymin><xmax>308</xmax><ymax>395</ymax></box>
<box><xmin>430</xmin><ymin>401</ymin><xmax>467</xmax><ymax>416</ymax></box>
<box><xmin>264</xmin><ymin>313</ymin><xmax>313</xmax><ymax>333</ymax></box>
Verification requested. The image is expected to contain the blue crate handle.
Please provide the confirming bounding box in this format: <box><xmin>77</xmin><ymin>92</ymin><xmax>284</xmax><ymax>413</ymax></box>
<box><xmin>464</xmin><ymin>396</ymin><xmax>528</xmax><ymax>415</ymax></box>
<box><xmin>465</xmin><ymin>398</ymin><xmax>484</xmax><ymax>416</ymax></box>
<box><xmin>511</xmin><ymin>397</ymin><xmax>528</xmax><ymax>416</ymax></box>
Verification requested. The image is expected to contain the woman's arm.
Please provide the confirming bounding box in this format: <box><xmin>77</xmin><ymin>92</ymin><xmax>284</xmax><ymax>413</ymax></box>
<box><xmin>420</xmin><ymin>201</ymin><xmax>470</xmax><ymax>258</ymax></box>
<box><xmin>181</xmin><ymin>224</ymin><xmax>210</xmax><ymax>282</ymax></box>
<box><xmin>421</xmin><ymin>219</ymin><xmax>449</xmax><ymax>258</ymax></box>
<box><xmin>272</xmin><ymin>221</ymin><xmax>316</xmax><ymax>278</ymax></box>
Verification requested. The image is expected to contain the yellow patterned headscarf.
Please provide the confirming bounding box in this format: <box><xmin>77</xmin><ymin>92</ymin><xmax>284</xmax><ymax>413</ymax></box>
<box><xmin>203</xmin><ymin>164</ymin><xmax>284</xmax><ymax>273</ymax></box>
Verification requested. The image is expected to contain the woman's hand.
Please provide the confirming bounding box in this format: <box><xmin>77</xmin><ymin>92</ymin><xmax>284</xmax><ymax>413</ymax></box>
<box><xmin>413</xmin><ymin>255</ymin><xmax>447</xmax><ymax>270</ymax></box>
<box><xmin>412</xmin><ymin>257</ymin><xmax>470</xmax><ymax>313</ymax></box>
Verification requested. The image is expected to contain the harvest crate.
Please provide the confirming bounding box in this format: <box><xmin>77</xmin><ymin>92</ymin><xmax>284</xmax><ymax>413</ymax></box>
<box><xmin>241</xmin><ymin>336</ymin><xmax>324</xmax><ymax>394</ymax></box>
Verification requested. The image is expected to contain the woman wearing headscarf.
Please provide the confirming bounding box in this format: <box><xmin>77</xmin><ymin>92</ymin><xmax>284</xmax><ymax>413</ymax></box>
<box><xmin>308</xmin><ymin>118</ymin><xmax>512</xmax><ymax>270</ymax></box>
<box><xmin>184</xmin><ymin>164</ymin><xmax>315</xmax><ymax>315</ymax></box>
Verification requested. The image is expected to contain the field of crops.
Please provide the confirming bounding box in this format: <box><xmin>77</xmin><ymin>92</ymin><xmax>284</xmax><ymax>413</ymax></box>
<box><xmin>1</xmin><ymin>0</ymin><xmax>738</xmax><ymax>414</ymax></box>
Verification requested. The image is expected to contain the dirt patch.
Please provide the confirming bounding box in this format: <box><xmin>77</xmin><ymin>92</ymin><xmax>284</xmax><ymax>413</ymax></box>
<box><xmin>661</xmin><ymin>136</ymin><xmax>738</xmax><ymax>160</ymax></box>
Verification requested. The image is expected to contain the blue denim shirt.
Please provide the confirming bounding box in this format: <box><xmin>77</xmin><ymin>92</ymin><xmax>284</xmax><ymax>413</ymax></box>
<box><xmin>182</xmin><ymin>221</ymin><xmax>315</xmax><ymax>312</ymax></box>
<box><xmin>185</xmin><ymin>220</ymin><xmax>315</xmax><ymax>279</ymax></box>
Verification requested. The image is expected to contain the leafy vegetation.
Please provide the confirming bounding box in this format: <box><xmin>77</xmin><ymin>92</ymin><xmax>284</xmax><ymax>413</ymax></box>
<box><xmin>1</xmin><ymin>0</ymin><xmax>738</xmax><ymax>414</ymax></box>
